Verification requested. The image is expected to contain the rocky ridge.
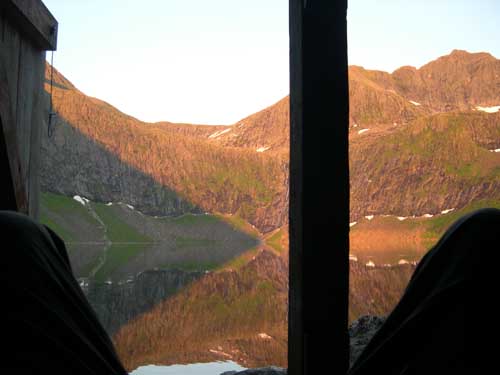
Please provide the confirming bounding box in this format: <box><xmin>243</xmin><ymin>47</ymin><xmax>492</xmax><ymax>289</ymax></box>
<box><xmin>42</xmin><ymin>50</ymin><xmax>500</xmax><ymax>230</ymax></box>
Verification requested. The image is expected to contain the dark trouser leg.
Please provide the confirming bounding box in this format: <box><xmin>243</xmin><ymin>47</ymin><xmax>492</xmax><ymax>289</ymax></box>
<box><xmin>349</xmin><ymin>208</ymin><xmax>498</xmax><ymax>375</ymax></box>
<box><xmin>0</xmin><ymin>211</ymin><xmax>127</xmax><ymax>374</ymax></box>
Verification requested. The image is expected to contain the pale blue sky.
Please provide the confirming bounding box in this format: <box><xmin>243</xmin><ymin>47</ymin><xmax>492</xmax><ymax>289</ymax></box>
<box><xmin>43</xmin><ymin>0</ymin><xmax>499</xmax><ymax>124</ymax></box>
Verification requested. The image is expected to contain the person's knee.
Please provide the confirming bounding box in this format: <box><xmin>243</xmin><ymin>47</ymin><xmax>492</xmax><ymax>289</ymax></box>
<box><xmin>0</xmin><ymin>211</ymin><xmax>52</xmax><ymax>263</ymax></box>
<box><xmin>0</xmin><ymin>210</ymin><xmax>43</xmax><ymax>237</ymax></box>
<box><xmin>455</xmin><ymin>208</ymin><xmax>500</xmax><ymax>240</ymax></box>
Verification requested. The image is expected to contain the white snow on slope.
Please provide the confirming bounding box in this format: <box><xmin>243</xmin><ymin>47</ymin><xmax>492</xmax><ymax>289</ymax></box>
<box><xmin>358</xmin><ymin>128</ymin><xmax>370</xmax><ymax>135</ymax></box>
<box><xmin>73</xmin><ymin>195</ymin><xmax>89</xmax><ymax>206</ymax></box>
<box><xmin>209</xmin><ymin>349</ymin><xmax>232</xmax><ymax>358</ymax></box>
<box><xmin>350</xmin><ymin>221</ymin><xmax>357</xmax><ymax>228</ymax></box>
<box><xmin>258</xmin><ymin>333</ymin><xmax>272</xmax><ymax>340</ymax></box>
<box><xmin>476</xmin><ymin>105</ymin><xmax>500</xmax><ymax>113</ymax></box>
<box><xmin>398</xmin><ymin>259</ymin><xmax>409</xmax><ymax>265</ymax></box>
<box><xmin>441</xmin><ymin>208</ymin><xmax>455</xmax><ymax>214</ymax></box>
<box><xmin>366</xmin><ymin>261</ymin><xmax>375</xmax><ymax>268</ymax></box>
<box><xmin>397</xmin><ymin>216</ymin><xmax>407</xmax><ymax>221</ymax></box>
<box><xmin>409</xmin><ymin>100</ymin><xmax>421</xmax><ymax>106</ymax></box>
<box><xmin>208</xmin><ymin>128</ymin><xmax>232</xmax><ymax>139</ymax></box>
<box><xmin>489</xmin><ymin>149</ymin><xmax>500</xmax><ymax>153</ymax></box>
<box><xmin>365</xmin><ymin>215</ymin><xmax>374</xmax><ymax>221</ymax></box>
<box><xmin>256</xmin><ymin>146</ymin><xmax>270</xmax><ymax>153</ymax></box>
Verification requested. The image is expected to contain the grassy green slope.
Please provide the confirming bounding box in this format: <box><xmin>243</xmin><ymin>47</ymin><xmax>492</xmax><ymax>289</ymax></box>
<box><xmin>350</xmin><ymin>111</ymin><xmax>500</xmax><ymax>219</ymax></box>
<box><xmin>40</xmin><ymin>192</ymin><xmax>261</xmax><ymax>282</ymax></box>
<box><xmin>350</xmin><ymin>197</ymin><xmax>500</xmax><ymax>264</ymax></box>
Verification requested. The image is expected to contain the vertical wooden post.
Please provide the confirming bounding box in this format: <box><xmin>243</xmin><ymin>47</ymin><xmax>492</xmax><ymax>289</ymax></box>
<box><xmin>0</xmin><ymin>0</ymin><xmax>57</xmax><ymax>217</ymax></box>
<box><xmin>289</xmin><ymin>0</ymin><xmax>350</xmax><ymax>374</ymax></box>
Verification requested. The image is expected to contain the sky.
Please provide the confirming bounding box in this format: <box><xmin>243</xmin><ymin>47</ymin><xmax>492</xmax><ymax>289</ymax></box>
<box><xmin>43</xmin><ymin>0</ymin><xmax>499</xmax><ymax>125</ymax></box>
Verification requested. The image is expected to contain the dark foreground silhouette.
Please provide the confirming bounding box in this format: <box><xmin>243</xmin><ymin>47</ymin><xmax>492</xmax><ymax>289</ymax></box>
<box><xmin>348</xmin><ymin>208</ymin><xmax>496</xmax><ymax>375</ymax></box>
<box><xmin>1</xmin><ymin>208</ymin><xmax>496</xmax><ymax>374</ymax></box>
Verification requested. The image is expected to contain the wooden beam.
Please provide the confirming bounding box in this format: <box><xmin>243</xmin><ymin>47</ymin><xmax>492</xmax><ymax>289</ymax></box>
<box><xmin>289</xmin><ymin>1</ymin><xmax>350</xmax><ymax>374</ymax></box>
<box><xmin>1</xmin><ymin>0</ymin><xmax>57</xmax><ymax>51</ymax></box>
<box><xmin>0</xmin><ymin>54</ymin><xmax>28</xmax><ymax>213</ymax></box>
<box><xmin>0</xmin><ymin>116</ymin><xmax>18</xmax><ymax>211</ymax></box>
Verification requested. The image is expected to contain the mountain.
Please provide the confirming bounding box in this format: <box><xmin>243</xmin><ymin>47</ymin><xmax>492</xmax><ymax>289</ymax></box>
<box><xmin>349</xmin><ymin>49</ymin><xmax>500</xmax><ymax>126</ymax></box>
<box><xmin>39</xmin><ymin>49</ymin><xmax>500</xmax><ymax>370</ymax></box>
<box><xmin>42</xmin><ymin>68</ymin><xmax>288</xmax><ymax>233</ymax></box>
<box><xmin>350</xmin><ymin>111</ymin><xmax>500</xmax><ymax>219</ymax></box>
<box><xmin>42</xmin><ymin>50</ymin><xmax>500</xmax><ymax>231</ymax></box>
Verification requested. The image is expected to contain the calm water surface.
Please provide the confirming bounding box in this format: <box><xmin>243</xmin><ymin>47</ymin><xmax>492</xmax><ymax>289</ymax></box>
<box><xmin>130</xmin><ymin>361</ymin><xmax>246</xmax><ymax>375</ymax></box>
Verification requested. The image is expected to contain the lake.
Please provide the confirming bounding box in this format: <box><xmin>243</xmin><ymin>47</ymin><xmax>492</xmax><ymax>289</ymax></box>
<box><xmin>130</xmin><ymin>361</ymin><xmax>246</xmax><ymax>375</ymax></box>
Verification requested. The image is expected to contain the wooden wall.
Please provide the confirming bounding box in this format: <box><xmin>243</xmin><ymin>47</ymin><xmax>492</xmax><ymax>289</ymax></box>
<box><xmin>0</xmin><ymin>1</ymin><xmax>57</xmax><ymax>218</ymax></box>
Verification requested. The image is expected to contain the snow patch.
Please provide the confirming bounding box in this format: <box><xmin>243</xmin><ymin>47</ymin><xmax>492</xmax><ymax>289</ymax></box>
<box><xmin>126</xmin><ymin>204</ymin><xmax>135</xmax><ymax>210</ymax></box>
<box><xmin>257</xmin><ymin>333</ymin><xmax>272</xmax><ymax>340</ymax></box>
<box><xmin>422</xmin><ymin>213</ymin><xmax>433</xmax><ymax>218</ymax></box>
<box><xmin>409</xmin><ymin>100</ymin><xmax>421</xmax><ymax>106</ymax></box>
<box><xmin>256</xmin><ymin>146</ymin><xmax>270</xmax><ymax>153</ymax></box>
<box><xmin>349</xmin><ymin>221</ymin><xmax>357</xmax><ymax>228</ymax></box>
<box><xmin>209</xmin><ymin>349</ymin><xmax>232</xmax><ymax>358</ymax></box>
<box><xmin>476</xmin><ymin>105</ymin><xmax>500</xmax><ymax>113</ymax></box>
<box><xmin>73</xmin><ymin>195</ymin><xmax>89</xmax><ymax>206</ymax></box>
<box><xmin>79</xmin><ymin>279</ymin><xmax>89</xmax><ymax>288</ymax></box>
<box><xmin>358</xmin><ymin>128</ymin><xmax>370</xmax><ymax>135</ymax></box>
<box><xmin>365</xmin><ymin>215</ymin><xmax>374</xmax><ymax>221</ymax></box>
<box><xmin>397</xmin><ymin>216</ymin><xmax>407</xmax><ymax>221</ymax></box>
<box><xmin>365</xmin><ymin>261</ymin><xmax>375</xmax><ymax>268</ymax></box>
<box><xmin>208</xmin><ymin>128</ymin><xmax>232</xmax><ymax>139</ymax></box>
<box><xmin>489</xmin><ymin>148</ymin><xmax>500</xmax><ymax>153</ymax></box>
<box><xmin>441</xmin><ymin>208</ymin><xmax>455</xmax><ymax>215</ymax></box>
<box><xmin>398</xmin><ymin>259</ymin><xmax>410</xmax><ymax>265</ymax></box>
<box><xmin>349</xmin><ymin>254</ymin><xmax>358</xmax><ymax>262</ymax></box>
<box><xmin>106</xmin><ymin>202</ymin><xmax>113</xmax><ymax>206</ymax></box>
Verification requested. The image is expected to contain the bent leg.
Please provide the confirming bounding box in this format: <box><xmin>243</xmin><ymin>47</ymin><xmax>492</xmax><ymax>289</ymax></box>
<box><xmin>349</xmin><ymin>208</ymin><xmax>498</xmax><ymax>375</ymax></box>
<box><xmin>0</xmin><ymin>211</ymin><xmax>127</xmax><ymax>374</ymax></box>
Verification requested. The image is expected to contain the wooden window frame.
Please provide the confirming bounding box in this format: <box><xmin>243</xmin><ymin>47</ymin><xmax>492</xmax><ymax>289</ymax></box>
<box><xmin>289</xmin><ymin>1</ymin><xmax>350</xmax><ymax>374</ymax></box>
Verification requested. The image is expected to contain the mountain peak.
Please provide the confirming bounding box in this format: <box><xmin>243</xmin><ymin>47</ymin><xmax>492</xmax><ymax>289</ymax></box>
<box><xmin>444</xmin><ymin>49</ymin><xmax>496</xmax><ymax>61</ymax></box>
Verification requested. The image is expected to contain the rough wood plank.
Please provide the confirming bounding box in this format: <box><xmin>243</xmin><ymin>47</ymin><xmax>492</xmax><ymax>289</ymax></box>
<box><xmin>16</xmin><ymin>33</ymin><xmax>45</xmax><ymax>218</ymax></box>
<box><xmin>1</xmin><ymin>13</ymin><xmax>21</xmax><ymax>120</ymax></box>
<box><xmin>28</xmin><ymin>49</ymin><xmax>45</xmax><ymax>218</ymax></box>
<box><xmin>1</xmin><ymin>0</ymin><xmax>57</xmax><ymax>50</ymax></box>
<box><xmin>289</xmin><ymin>1</ymin><xmax>350</xmax><ymax>374</ymax></box>
<box><xmin>0</xmin><ymin>10</ymin><xmax>29</xmax><ymax>213</ymax></box>
<box><xmin>0</xmin><ymin>116</ymin><xmax>18</xmax><ymax>211</ymax></box>
<box><xmin>0</xmin><ymin>56</ymin><xmax>28</xmax><ymax>213</ymax></box>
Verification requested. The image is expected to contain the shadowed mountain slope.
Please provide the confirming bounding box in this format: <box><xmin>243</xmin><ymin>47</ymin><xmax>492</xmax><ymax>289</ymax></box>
<box><xmin>42</xmin><ymin>69</ymin><xmax>288</xmax><ymax>233</ymax></box>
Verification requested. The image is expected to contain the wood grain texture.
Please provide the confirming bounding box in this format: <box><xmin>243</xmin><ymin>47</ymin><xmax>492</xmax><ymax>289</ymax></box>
<box><xmin>1</xmin><ymin>0</ymin><xmax>57</xmax><ymax>50</ymax></box>
<box><xmin>0</xmin><ymin>5</ymin><xmax>49</xmax><ymax>216</ymax></box>
<box><xmin>0</xmin><ymin>52</ymin><xmax>28</xmax><ymax>213</ymax></box>
<box><xmin>15</xmin><ymin>33</ymin><xmax>45</xmax><ymax>218</ymax></box>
